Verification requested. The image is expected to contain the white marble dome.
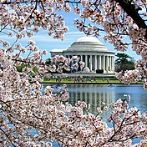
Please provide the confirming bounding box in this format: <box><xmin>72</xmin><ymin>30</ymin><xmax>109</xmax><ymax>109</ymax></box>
<box><xmin>67</xmin><ymin>36</ymin><xmax>107</xmax><ymax>52</ymax></box>
<box><xmin>76</xmin><ymin>36</ymin><xmax>103</xmax><ymax>44</ymax></box>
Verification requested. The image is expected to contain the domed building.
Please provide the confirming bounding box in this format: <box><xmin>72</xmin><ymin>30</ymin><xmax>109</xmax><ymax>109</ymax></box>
<box><xmin>50</xmin><ymin>36</ymin><xmax>115</xmax><ymax>73</ymax></box>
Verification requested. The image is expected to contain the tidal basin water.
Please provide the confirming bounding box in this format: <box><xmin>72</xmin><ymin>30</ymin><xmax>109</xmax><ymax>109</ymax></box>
<box><xmin>67</xmin><ymin>84</ymin><xmax>147</xmax><ymax>114</ymax></box>
<box><xmin>43</xmin><ymin>84</ymin><xmax>147</xmax><ymax>115</ymax></box>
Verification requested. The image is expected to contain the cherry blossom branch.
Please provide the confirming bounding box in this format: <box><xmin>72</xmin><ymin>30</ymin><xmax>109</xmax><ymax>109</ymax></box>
<box><xmin>0</xmin><ymin>127</ymin><xmax>16</xmax><ymax>147</ymax></box>
<box><xmin>108</xmin><ymin>110</ymin><xmax>139</xmax><ymax>142</ymax></box>
<box><xmin>12</xmin><ymin>59</ymin><xmax>45</xmax><ymax>66</ymax></box>
<box><xmin>115</xmin><ymin>0</ymin><xmax>147</xmax><ymax>38</ymax></box>
<box><xmin>24</xmin><ymin>0</ymin><xmax>38</xmax><ymax>23</ymax></box>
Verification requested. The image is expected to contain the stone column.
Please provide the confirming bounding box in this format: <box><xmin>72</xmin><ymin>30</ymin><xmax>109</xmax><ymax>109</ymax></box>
<box><xmin>105</xmin><ymin>56</ymin><xmax>107</xmax><ymax>72</ymax></box>
<box><xmin>103</xmin><ymin>55</ymin><xmax>105</xmax><ymax>72</ymax></box>
<box><xmin>110</xmin><ymin>56</ymin><xmax>112</xmax><ymax>71</ymax></box>
<box><xmin>107</xmin><ymin>56</ymin><xmax>109</xmax><ymax>71</ymax></box>
<box><xmin>106</xmin><ymin>56</ymin><xmax>108</xmax><ymax>71</ymax></box>
<box><xmin>108</xmin><ymin>56</ymin><xmax>110</xmax><ymax>72</ymax></box>
<box><xmin>95</xmin><ymin>55</ymin><xmax>97</xmax><ymax>71</ymax></box>
<box><xmin>110</xmin><ymin>56</ymin><xmax>112</xmax><ymax>72</ymax></box>
<box><xmin>85</xmin><ymin>55</ymin><xmax>88</xmax><ymax>67</ymax></box>
<box><xmin>109</xmin><ymin>56</ymin><xmax>111</xmax><ymax>71</ymax></box>
<box><xmin>112</xmin><ymin>56</ymin><xmax>115</xmax><ymax>72</ymax></box>
<box><xmin>99</xmin><ymin>55</ymin><xmax>101</xmax><ymax>69</ymax></box>
<box><xmin>90</xmin><ymin>55</ymin><xmax>92</xmax><ymax>71</ymax></box>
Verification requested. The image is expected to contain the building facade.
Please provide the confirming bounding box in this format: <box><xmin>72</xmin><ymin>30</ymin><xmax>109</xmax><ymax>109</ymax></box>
<box><xmin>50</xmin><ymin>36</ymin><xmax>115</xmax><ymax>73</ymax></box>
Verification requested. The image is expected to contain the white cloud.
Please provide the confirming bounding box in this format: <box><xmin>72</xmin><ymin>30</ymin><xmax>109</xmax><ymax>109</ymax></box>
<box><xmin>65</xmin><ymin>31</ymin><xmax>84</xmax><ymax>35</ymax></box>
<box><xmin>32</xmin><ymin>32</ymin><xmax>84</xmax><ymax>43</ymax></box>
<box><xmin>33</xmin><ymin>35</ymin><xmax>61</xmax><ymax>42</ymax></box>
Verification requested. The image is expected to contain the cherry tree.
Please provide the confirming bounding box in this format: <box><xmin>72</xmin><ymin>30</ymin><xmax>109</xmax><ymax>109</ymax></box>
<box><xmin>0</xmin><ymin>0</ymin><xmax>147</xmax><ymax>146</ymax></box>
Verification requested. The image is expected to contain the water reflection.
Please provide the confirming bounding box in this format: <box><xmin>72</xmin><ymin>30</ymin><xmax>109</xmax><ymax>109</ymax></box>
<box><xmin>42</xmin><ymin>84</ymin><xmax>147</xmax><ymax>114</ymax></box>
<box><xmin>68</xmin><ymin>84</ymin><xmax>115</xmax><ymax>114</ymax></box>
<box><xmin>67</xmin><ymin>84</ymin><xmax>147</xmax><ymax>114</ymax></box>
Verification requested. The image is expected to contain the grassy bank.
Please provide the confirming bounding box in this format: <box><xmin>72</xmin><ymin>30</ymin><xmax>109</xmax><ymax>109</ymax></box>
<box><xmin>42</xmin><ymin>77</ymin><xmax>143</xmax><ymax>85</ymax></box>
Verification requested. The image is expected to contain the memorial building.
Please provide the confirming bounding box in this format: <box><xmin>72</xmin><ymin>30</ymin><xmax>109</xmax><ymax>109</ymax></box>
<box><xmin>50</xmin><ymin>36</ymin><xmax>115</xmax><ymax>73</ymax></box>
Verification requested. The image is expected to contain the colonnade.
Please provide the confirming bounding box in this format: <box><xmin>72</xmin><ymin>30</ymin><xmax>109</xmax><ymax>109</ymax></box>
<box><xmin>66</xmin><ymin>54</ymin><xmax>115</xmax><ymax>73</ymax></box>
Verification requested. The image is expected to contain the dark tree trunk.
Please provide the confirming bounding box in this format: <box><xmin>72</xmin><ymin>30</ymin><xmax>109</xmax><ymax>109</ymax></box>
<box><xmin>115</xmin><ymin>0</ymin><xmax>147</xmax><ymax>38</ymax></box>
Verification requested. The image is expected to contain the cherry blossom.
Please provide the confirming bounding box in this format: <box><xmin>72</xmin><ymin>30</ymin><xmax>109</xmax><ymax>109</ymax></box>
<box><xmin>48</xmin><ymin>55</ymin><xmax>89</xmax><ymax>73</ymax></box>
<box><xmin>0</xmin><ymin>0</ymin><xmax>147</xmax><ymax>146</ymax></box>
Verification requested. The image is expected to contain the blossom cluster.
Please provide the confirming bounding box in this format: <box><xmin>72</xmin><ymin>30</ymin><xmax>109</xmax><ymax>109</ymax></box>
<box><xmin>0</xmin><ymin>1</ymin><xmax>68</xmax><ymax>39</ymax></box>
<box><xmin>116</xmin><ymin>60</ymin><xmax>147</xmax><ymax>88</ymax></box>
<box><xmin>47</xmin><ymin>55</ymin><xmax>89</xmax><ymax>73</ymax></box>
<box><xmin>0</xmin><ymin>47</ymin><xmax>147</xmax><ymax>146</ymax></box>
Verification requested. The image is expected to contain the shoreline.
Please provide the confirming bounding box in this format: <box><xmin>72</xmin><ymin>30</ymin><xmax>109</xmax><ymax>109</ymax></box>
<box><xmin>41</xmin><ymin>81</ymin><xmax>143</xmax><ymax>85</ymax></box>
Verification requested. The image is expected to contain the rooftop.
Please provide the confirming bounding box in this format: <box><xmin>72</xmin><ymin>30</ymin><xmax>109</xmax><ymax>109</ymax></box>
<box><xmin>66</xmin><ymin>36</ymin><xmax>108</xmax><ymax>52</ymax></box>
<box><xmin>76</xmin><ymin>36</ymin><xmax>103</xmax><ymax>45</ymax></box>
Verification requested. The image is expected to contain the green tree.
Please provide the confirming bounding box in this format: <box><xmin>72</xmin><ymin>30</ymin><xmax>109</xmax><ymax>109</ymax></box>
<box><xmin>115</xmin><ymin>53</ymin><xmax>135</xmax><ymax>72</ymax></box>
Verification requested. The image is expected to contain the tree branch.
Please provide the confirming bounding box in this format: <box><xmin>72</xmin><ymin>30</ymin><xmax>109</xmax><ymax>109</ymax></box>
<box><xmin>115</xmin><ymin>0</ymin><xmax>147</xmax><ymax>38</ymax></box>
